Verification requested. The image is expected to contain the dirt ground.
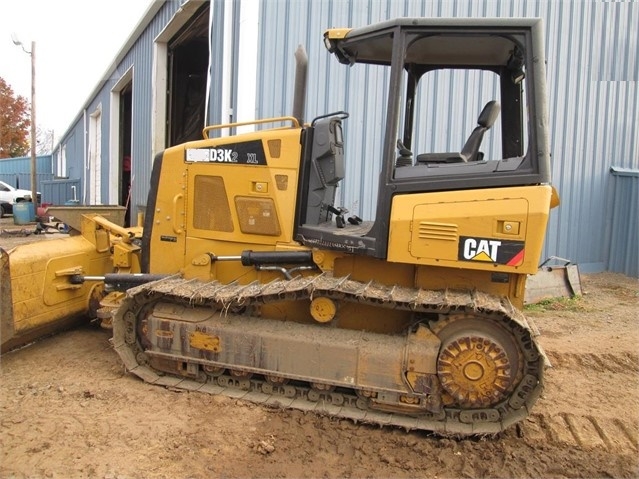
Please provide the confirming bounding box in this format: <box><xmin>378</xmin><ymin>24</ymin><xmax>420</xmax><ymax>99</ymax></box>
<box><xmin>1</xmin><ymin>217</ymin><xmax>638</xmax><ymax>479</ymax></box>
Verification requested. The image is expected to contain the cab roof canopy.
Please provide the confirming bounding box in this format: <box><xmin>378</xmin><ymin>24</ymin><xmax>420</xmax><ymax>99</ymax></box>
<box><xmin>324</xmin><ymin>17</ymin><xmax>542</xmax><ymax>67</ymax></box>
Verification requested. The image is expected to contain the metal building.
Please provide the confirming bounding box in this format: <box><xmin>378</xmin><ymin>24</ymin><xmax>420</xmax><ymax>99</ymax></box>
<box><xmin>49</xmin><ymin>0</ymin><xmax>638</xmax><ymax>277</ymax></box>
<box><xmin>0</xmin><ymin>155</ymin><xmax>53</xmax><ymax>194</ymax></box>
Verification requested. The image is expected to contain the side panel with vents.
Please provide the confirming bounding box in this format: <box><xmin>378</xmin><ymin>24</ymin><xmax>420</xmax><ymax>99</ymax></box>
<box><xmin>387</xmin><ymin>185</ymin><xmax>553</xmax><ymax>274</ymax></box>
<box><xmin>184</xmin><ymin>128</ymin><xmax>302</xmax><ymax>246</ymax></box>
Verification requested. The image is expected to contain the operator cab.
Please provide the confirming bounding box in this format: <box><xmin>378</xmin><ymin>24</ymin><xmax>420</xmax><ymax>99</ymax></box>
<box><xmin>295</xmin><ymin>18</ymin><xmax>549</xmax><ymax>258</ymax></box>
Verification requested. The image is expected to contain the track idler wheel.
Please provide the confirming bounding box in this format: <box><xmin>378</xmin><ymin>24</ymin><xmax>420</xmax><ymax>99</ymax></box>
<box><xmin>434</xmin><ymin>316</ymin><xmax>522</xmax><ymax>408</ymax></box>
<box><xmin>203</xmin><ymin>365</ymin><xmax>225</xmax><ymax>378</ymax></box>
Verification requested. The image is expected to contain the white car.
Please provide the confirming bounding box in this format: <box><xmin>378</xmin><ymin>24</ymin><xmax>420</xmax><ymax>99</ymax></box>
<box><xmin>0</xmin><ymin>180</ymin><xmax>41</xmax><ymax>217</ymax></box>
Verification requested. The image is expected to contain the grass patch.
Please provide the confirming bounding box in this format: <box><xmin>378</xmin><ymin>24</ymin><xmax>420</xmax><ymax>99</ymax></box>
<box><xmin>524</xmin><ymin>295</ymin><xmax>584</xmax><ymax>313</ymax></box>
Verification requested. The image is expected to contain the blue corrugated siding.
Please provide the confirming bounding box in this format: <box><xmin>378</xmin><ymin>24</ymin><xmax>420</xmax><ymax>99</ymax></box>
<box><xmin>607</xmin><ymin>168</ymin><xmax>639</xmax><ymax>277</ymax></box>
<box><xmin>124</xmin><ymin>3</ymin><xmax>179</xmax><ymax>215</ymax></box>
<box><xmin>541</xmin><ymin>0</ymin><xmax>639</xmax><ymax>274</ymax></box>
<box><xmin>60</xmin><ymin>130</ymin><xmax>84</xmax><ymax>183</ymax></box>
<box><xmin>52</xmin><ymin>1</ymin><xmax>182</xmax><ymax>211</ymax></box>
<box><xmin>0</xmin><ymin>173</ymin><xmax>53</xmax><ymax>192</ymax></box>
<box><xmin>207</xmin><ymin>0</ymin><xmax>227</xmax><ymax>128</ymax></box>
<box><xmin>0</xmin><ymin>155</ymin><xmax>52</xmax><ymax>176</ymax></box>
<box><xmin>0</xmin><ymin>155</ymin><xmax>54</xmax><ymax>195</ymax></box>
<box><xmin>40</xmin><ymin>178</ymin><xmax>81</xmax><ymax>206</ymax></box>
<box><xmin>257</xmin><ymin>0</ymin><xmax>639</xmax><ymax>276</ymax></box>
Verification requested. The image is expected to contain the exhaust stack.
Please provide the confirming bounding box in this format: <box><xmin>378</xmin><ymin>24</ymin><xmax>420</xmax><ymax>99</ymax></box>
<box><xmin>292</xmin><ymin>45</ymin><xmax>308</xmax><ymax>125</ymax></box>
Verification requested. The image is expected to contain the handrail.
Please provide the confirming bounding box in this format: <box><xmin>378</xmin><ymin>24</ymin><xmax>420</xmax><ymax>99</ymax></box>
<box><xmin>92</xmin><ymin>215</ymin><xmax>137</xmax><ymax>243</ymax></box>
<box><xmin>202</xmin><ymin>116</ymin><xmax>300</xmax><ymax>139</ymax></box>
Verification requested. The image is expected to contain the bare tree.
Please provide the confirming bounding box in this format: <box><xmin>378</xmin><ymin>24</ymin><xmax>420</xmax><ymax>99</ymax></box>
<box><xmin>36</xmin><ymin>126</ymin><xmax>54</xmax><ymax>155</ymax></box>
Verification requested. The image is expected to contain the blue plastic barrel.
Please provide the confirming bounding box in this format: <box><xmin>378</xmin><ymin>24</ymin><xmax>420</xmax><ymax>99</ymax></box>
<box><xmin>13</xmin><ymin>202</ymin><xmax>35</xmax><ymax>225</ymax></box>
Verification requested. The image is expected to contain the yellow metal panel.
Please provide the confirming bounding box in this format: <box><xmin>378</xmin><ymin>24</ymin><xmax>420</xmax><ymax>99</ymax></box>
<box><xmin>333</xmin><ymin>255</ymin><xmax>415</xmax><ymax>287</ymax></box>
<box><xmin>388</xmin><ymin>185</ymin><xmax>552</xmax><ymax>275</ymax></box>
<box><xmin>147</xmin><ymin>148</ymin><xmax>188</xmax><ymax>274</ymax></box>
<box><xmin>409</xmin><ymin>197</ymin><xmax>527</xmax><ymax>262</ymax></box>
<box><xmin>189</xmin><ymin>331</ymin><xmax>220</xmax><ymax>352</ymax></box>
<box><xmin>405</xmin><ymin>324</ymin><xmax>440</xmax><ymax>375</ymax></box>
<box><xmin>413</xmin><ymin>265</ymin><xmax>527</xmax><ymax>308</ymax></box>
<box><xmin>184</xmin><ymin>128</ymin><xmax>302</xmax><ymax>247</ymax></box>
<box><xmin>9</xmin><ymin>236</ymin><xmax>113</xmax><ymax>334</ymax></box>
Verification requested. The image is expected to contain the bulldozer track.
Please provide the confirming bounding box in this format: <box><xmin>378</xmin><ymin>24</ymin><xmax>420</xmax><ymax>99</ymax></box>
<box><xmin>112</xmin><ymin>274</ymin><xmax>545</xmax><ymax>436</ymax></box>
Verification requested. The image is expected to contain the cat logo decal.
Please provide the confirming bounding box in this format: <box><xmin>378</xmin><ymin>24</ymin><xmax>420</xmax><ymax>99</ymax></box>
<box><xmin>459</xmin><ymin>236</ymin><xmax>525</xmax><ymax>266</ymax></box>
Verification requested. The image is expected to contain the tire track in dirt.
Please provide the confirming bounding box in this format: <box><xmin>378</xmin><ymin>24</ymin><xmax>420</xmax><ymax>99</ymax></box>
<box><xmin>524</xmin><ymin>412</ymin><xmax>638</xmax><ymax>452</ymax></box>
<box><xmin>545</xmin><ymin>350</ymin><xmax>639</xmax><ymax>374</ymax></box>
<box><xmin>524</xmin><ymin>350</ymin><xmax>639</xmax><ymax>452</ymax></box>
<box><xmin>0</xmin><ymin>411</ymin><xmax>112</xmax><ymax>441</ymax></box>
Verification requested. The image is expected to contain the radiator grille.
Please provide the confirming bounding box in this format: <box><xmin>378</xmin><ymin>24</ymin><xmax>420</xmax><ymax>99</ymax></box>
<box><xmin>193</xmin><ymin>176</ymin><xmax>234</xmax><ymax>232</ymax></box>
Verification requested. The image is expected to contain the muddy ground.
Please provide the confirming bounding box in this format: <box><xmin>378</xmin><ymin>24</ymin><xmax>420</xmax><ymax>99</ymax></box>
<box><xmin>0</xmin><ymin>217</ymin><xmax>638</xmax><ymax>478</ymax></box>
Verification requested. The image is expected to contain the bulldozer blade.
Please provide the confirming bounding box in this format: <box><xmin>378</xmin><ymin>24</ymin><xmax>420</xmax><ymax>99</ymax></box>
<box><xmin>1</xmin><ymin>244</ymin><xmax>87</xmax><ymax>354</ymax></box>
<box><xmin>525</xmin><ymin>261</ymin><xmax>583</xmax><ymax>305</ymax></box>
<box><xmin>0</xmin><ymin>237</ymin><xmax>113</xmax><ymax>354</ymax></box>
<box><xmin>1</xmin><ymin>248</ymin><xmax>15</xmax><ymax>348</ymax></box>
<box><xmin>45</xmin><ymin>205</ymin><xmax>126</xmax><ymax>232</ymax></box>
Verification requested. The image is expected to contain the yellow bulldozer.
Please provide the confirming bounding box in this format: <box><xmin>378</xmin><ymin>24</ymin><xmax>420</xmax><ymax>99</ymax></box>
<box><xmin>1</xmin><ymin>17</ymin><xmax>558</xmax><ymax>435</ymax></box>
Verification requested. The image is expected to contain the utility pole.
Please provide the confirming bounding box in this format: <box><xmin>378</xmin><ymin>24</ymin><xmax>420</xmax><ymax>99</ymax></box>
<box><xmin>12</xmin><ymin>36</ymin><xmax>37</xmax><ymax>208</ymax></box>
<box><xmin>29</xmin><ymin>41</ymin><xmax>37</xmax><ymax>207</ymax></box>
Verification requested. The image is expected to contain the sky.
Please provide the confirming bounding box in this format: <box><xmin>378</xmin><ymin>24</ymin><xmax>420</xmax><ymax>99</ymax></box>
<box><xmin>1</xmin><ymin>0</ymin><xmax>153</xmax><ymax>139</ymax></box>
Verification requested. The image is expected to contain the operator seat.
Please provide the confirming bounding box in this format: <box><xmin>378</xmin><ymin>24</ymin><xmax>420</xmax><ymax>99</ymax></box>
<box><xmin>459</xmin><ymin>100</ymin><xmax>501</xmax><ymax>162</ymax></box>
<box><xmin>415</xmin><ymin>100</ymin><xmax>501</xmax><ymax>164</ymax></box>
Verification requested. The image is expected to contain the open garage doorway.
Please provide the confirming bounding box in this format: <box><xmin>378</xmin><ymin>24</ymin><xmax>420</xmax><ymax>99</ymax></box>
<box><xmin>110</xmin><ymin>66</ymin><xmax>134</xmax><ymax>227</ymax></box>
<box><xmin>167</xmin><ymin>2</ymin><xmax>210</xmax><ymax>147</ymax></box>
<box><xmin>119</xmin><ymin>83</ymin><xmax>133</xmax><ymax>226</ymax></box>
